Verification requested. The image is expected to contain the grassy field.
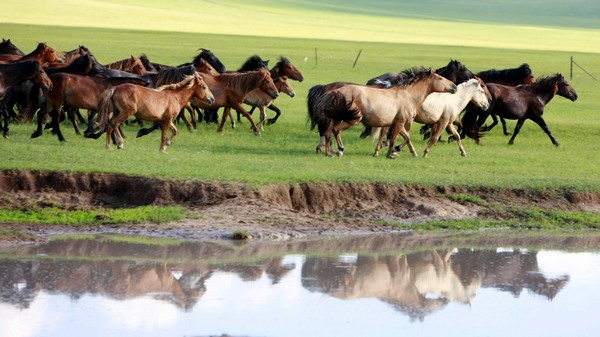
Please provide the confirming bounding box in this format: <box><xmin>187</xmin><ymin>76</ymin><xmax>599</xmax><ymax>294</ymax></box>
<box><xmin>1</xmin><ymin>1</ymin><xmax>599</xmax><ymax>191</ymax></box>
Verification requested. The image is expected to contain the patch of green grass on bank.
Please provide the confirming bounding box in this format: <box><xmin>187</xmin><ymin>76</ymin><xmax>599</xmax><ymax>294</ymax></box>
<box><xmin>380</xmin><ymin>209</ymin><xmax>600</xmax><ymax>231</ymax></box>
<box><xmin>0</xmin><ymin>205</ymin><xmax>187</xmax><ymax>226</ymax></box>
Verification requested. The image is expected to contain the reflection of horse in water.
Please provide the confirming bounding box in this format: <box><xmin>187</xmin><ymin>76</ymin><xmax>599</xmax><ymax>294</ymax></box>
<box><xmin>302</xmin><ymin>250</ymin><xmax>478</xmax><ymax>321</ymax></box>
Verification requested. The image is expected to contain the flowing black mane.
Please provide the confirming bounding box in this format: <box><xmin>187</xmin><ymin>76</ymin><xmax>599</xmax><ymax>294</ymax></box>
<box><xmin>193</xmin><ymin>48</ymin><xmax>226</xmax><ymax>73</ymax></box>
<box><xmin>237</xmin><ymin>55</ymin><xmax>269</xmax><ymax>72</ymax></box>
<box><xmin>477</xmin><ymin>63</ymin><xmax>532</xmax><ymax>83</ymax></box>
<box><xmin>435</xmin><ymin>59</ymin><xmax>474</xmax><ymax>84</ymax></box>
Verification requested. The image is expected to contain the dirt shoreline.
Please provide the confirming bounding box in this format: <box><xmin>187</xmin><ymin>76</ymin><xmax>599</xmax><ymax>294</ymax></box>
<box><xmin>1</xmin><ymin>169</ymin><xmax>600</xmax><ymax>243</ymax></box>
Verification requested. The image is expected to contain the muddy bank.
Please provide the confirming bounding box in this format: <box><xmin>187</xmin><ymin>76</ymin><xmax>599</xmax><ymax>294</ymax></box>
<box><xmin>1</xmin><ymin>169</ymin><xmax>599</xmax><ymax>242</ymax></box>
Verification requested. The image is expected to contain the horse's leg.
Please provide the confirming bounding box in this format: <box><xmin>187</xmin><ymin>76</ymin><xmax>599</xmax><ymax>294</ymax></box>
<box><xmin>507</xmin><ymin>118</ymin><xmax>526</xmax><ymax>145</ymax></box>
<box><xmin>217</xmin><ymin>107</ymin><xmax>230</xmax><ymax>133</ymax></box>
<box><xmin>257</xmin><ymin>105</ymin><xmax>267</xmax><ymax>131</ymax></box>
<box><xmin>136</xmin><ymin>121</ymin><xmax>161</xmax><ymax>138</ymax></box>
<box><xmin>232</xmin><ymin>104</ymin><xmax>261</xmax><ymax>136</ymax></box>
<box><xmin>159</xmin><ymin>120</ymin><xmax>170</xmax><ymax>152</ymax></box>
<box><xmin>423</xmin><ymin>122</ymin><xmax>447</xmax><ymax>158</ymax></box>
<box><xmin>51</xmin><ymin>107</ymin><xmax>67</xmax><ymax>142</ymax></box>
<box><xmin>373</xmin><ymin>126</ymin><xmax>389</xmax><ymax>157</ymax></box>
<box><xmin>266</xmin><ymin>104</ymin><xmax>282</xmax><ymax>125</ymax></box>
<box><xmin>447</xmin><ymin>122</ymin><xmax>467</xmax><ymax>156</ymax></box>
<box><xmin>67</xmin><ymin>107</ymin><xmax>81</xmax><ymax>135</ymax></box>
<box><xmin>0</xmin><ymin>102</ymin><xmax>9</xmax><ymax>138</ymax></box>
<box><xmin>500</xmin><ymin>117</ymin><xmax>511</xmax><ymax>136</ymax></box>
<box><xmin>529</xmin><ymin>114</ymin><xmax>560</xmax><ymax>146</ymax></box>
<box><xmin>481</xmin><ymin>113</ymin><xmax>498</xmax><ymax>131</ymax></box>
<box><xmin>178</xmin><ymin>108</ymin><xmax>194</xmax><ymax>132</ymax></box>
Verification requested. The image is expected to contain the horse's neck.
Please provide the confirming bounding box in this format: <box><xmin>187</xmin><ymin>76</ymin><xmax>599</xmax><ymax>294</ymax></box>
<box><xmin>227</xmin><ymin>72</ymin><xmax>264</xmax><ymax>96</ymax></box>
<box><xmin>404</xmin><ymin>80</ymin><xmax>435</xmax><ymax>105</ymax></box>
<box><xmin>529</xmin><ymin>82</ymin><xmax>557</xmax><ymax>104</ymax></box>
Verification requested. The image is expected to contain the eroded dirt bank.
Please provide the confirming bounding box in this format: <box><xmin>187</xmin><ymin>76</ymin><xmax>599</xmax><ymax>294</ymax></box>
<box><xmin>1</xmin><ymin>169</ymin><xmax>599</xmax><ymax>241</ymax></box>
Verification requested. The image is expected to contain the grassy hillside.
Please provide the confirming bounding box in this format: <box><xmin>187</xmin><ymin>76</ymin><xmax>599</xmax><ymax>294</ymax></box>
<box><xmin>2</xmin><ymin>0</ymin><xmax>599</xmax><ymax>53</ymax></box>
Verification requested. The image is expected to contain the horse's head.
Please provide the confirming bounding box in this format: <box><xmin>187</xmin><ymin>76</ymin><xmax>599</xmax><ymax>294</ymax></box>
<box><xmin>192</xmin><ymin>73</ymin><xmax>215</xmax><ymax>105</ymax></box>
<box><xmin>274</xmin><ymin>76</ymin><xmax>295</xmax><ymax>98</ymax></box>
<box><xmin>258</xmin><ymin>67</ymin><xmax>279</xmax><ymax>99</ymax></box>
<box><xmin>275</xmin><ymin>56</ymin><xmax>304</xmax><ymax>82</ymax></box>
<box><xmin>555</xmin><ymin>74</ymin><xmax>578</xmax><ymax>102</ymax></box>
<box><xmin>195</xmin><ymin>58</ymin><xmax>219</xmax><ymax>75</ymax></box>
<box><xmin>197</xmin><ymin>48</ymin><xmax>226</xmax><ymax>73</ymax></box>
<box><xmin>38</xmin><ymin>42</ymin><xmax>66</xmax><ymax>63</ymax></box>
<box><xmin>436</xmin><ymin>59</ymin><xmax>474</xmax><ymax>84</ymax></box>
<box><xmin>0</xmin><ymin>38</ymin><xmax>24</xmax><ymax>56</ymax></box>
<box><xmin>469</xmin><ymin>78</ymin><xmax>491</xmax><ymax>111</ymax></box>
<box><xmin>430</xmin><ymin>68</ymin><xmax>457</xmax><ymax>94</ymax></box>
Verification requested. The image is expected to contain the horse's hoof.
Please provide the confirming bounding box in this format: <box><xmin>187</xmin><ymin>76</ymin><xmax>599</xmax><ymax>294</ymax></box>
<box><xmin>336</xmin><ymin>152</ymin><xmax>344</xmax><ymax>158</ymax></box>
<box><xmin>254</xmin><ymin>131</ymin><xmax>261</xmax><ymax>136</ymax></box>
<box><xmin>387</xmin><ymin>153</ymin><xmax>397</xmax><ymax>159</ymax></box>
<box><xmin>117</xmin><ymin>144</ymin><xmax>124</xmax><ymax>150</ymax></box>
<box><xmin>461</xmin><ymin>153</ymin><xmax>467</xmax><ymax>157</ymax></box>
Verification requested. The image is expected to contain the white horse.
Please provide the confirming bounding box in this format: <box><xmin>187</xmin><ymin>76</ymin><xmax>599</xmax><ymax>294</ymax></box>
<box><xmin>415</xmin><ymin>77</ymin><xmax>490</xmax><ymax>157</ymax></box>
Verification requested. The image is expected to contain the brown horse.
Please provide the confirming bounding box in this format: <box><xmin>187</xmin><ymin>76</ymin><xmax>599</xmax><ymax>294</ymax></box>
<box><xmin>39</xmin><ymin>73</ymin><xmax>148</xmax><ymax>141</ymax></box>
<box><xmin>0</xmin><ymin>60</ymin><xmax>53</xmax><ymax>138</ymax></box>
<box><xmin>97</xmin><ymin>73</ymin><xmax>214</xmax><ymax>152</ymax></box>
<box><xmin>105</xmin><ymin>55</ymin><xmax>148</xmax><ymax>75</ymax></box>
<box><xmin>317</xmin><ymin>67</ymin><xmax>457</xmax><ymax>158</ymax></box>
<box><xmin>0</xmin><ymin>42</ymin><xmax>65</xmax><ymax>66</ymax></box>
<box><xmin>462</xmin><ymin>74</ymin><xmax>577</xmax><ymax>146</ymax></box>
<box><xmin>246</xmin><ymin>56</ymin><xmax>304</xmax><ymax>125</ymax></box>
<box><xmin>196</xmin><ymin>67</ymin><xmax>279</xmax><ymax>135</ymax></box>
<box><xmin>243</xmin><ymin>76</ymin><xmax>295</xmax><ymax>130</ymax></box>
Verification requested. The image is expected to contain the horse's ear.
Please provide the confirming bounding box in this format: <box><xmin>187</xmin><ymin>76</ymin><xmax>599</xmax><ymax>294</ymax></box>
<box><xmin>429</xmin><ymin>68</ymin><xmax>435</xmax><ymax>74</ymax></box>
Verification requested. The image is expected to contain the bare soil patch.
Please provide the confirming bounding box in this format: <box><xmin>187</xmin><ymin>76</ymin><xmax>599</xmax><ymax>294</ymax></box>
<box><xmin>1</xmin><ymin>169</ymin><xmax>599</xmax><ymax>242</ymax></box>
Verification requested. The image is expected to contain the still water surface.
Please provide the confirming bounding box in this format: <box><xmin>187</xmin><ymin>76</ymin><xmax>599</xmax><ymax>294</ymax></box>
<box><xmin>1</xmin><ymin>233</ymin><xmax>599</xmax><ymax>337</ymax></box>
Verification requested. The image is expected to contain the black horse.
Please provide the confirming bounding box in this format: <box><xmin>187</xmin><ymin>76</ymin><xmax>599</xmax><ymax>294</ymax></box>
<box><xmin>461</xmin><ymin>74</ymin><xmax>577</xmax><ymax>146</ymax></box>
<box><xmin>0</xmin><ymin>38</ymin><xmax>25</xmax><ymax>56</ymax></box>
<box><xmin>0</xmin><ymin>60</ymin><xmax>53</xmax><ymax>138</ymax></box>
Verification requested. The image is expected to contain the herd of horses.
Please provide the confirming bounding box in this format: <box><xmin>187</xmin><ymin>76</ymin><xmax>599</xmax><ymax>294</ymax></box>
<box><xmin>0</xmin><ymin>38</ymin><xmax>578</xmax><ymax>156</ymax></box>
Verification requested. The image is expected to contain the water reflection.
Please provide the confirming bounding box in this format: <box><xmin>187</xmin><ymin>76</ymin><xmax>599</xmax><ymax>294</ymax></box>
<box><xmin>0</xmin><ymin>233</ymin><xmax>599</xmax><ymax>337</ymax></box>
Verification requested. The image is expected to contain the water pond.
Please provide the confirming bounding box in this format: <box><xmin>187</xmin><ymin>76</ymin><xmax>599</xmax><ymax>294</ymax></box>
<box><xmin>1</xmin><ymin>232</ymin><xmax>599</xmax><ymax>337</ymax></box>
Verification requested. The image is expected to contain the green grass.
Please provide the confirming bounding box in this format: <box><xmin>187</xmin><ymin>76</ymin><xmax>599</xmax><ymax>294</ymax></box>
<box><xmin>1</xmin><ymin>3</ymin><xmax>600</xmax><ymax>190</ymax></box>
<box><xmin>0</xmin><ymin>205</ymin><xmax>187</xmax><ymax>226</ymax></box>
<box><xmin>0</xmin><ymin>21</ymin><xmax>599</xmax><ymax>190</ymax></box>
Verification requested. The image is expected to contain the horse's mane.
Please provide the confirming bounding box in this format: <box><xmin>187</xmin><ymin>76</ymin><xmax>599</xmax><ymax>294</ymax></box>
<box><xmin>476</xmin><ymin>63</ymin><xmax>532</xmax><ymax>82</ymax></box>
<box><xmin>193</xmin><ymin>48</ymin><xmax>226</xmax><ymax>73</ymax></box>
<box><xmin>529</xmin><ymin>74</ymin><xmax>562</xmax><ymax>90</ymax></box>
<box><xmin>152</xmin><ymin>64</ymin><xmax>196</xmax><ymax>88</ymax></box>
<box><xmin>218</xmin><ymin>68</ymin><xmax>268</xmax><ymax>93</ymax></box>
<box><xmin>156</xmin><ymin>74</ymin><xmax>195</xmax><ymax>92</ymax></box>
<box><xmin>395</xmin><ymin>66</ymin><xmax>432</xmax><ymax>87</ymax></box>
<box><xmin>270</xmin><ymin>56</ymin><xmax>290</xmax><ymax>77</ymax></box>
<box><xmin>237</xmin><ymin>55</ymin><xmax>269</xmax><ymax>72</ymax></box>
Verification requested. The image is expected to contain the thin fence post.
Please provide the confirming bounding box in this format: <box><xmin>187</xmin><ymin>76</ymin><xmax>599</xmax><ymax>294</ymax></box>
<box><xmin>571</xmin><ymin>57</ymin><xmax>598</xmax><ymax>81</ymax></box>
<box><xmin>570</xmin><ymin>56</ymin><xmax>573</xmax><ymax>80</ymax></box>
<box><xmin>315</xmin><ymin>48</ymin><xmax>318</xmax><ymax>66</ymax></box>
<box><xmin>353</xmin><ymin>49</ymin><xmax>362</xmax><ymax>68</ymax></box>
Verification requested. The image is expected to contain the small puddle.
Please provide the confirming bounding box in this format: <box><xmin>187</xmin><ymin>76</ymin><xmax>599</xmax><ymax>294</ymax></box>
<box><xmin>0</xmin><ymin>232</ymin><xmax>599</xmax><ymax>337</ymax></box>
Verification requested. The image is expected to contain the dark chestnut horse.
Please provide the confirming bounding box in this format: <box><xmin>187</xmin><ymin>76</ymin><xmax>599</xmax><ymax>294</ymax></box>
<box><xmin>0</xmin><ymin>60</ymin><xmax>53</xmax><ymax>138</ymax></box>
<box><xmin>97</xmin><ymin>73</ymin><xmax>214</xmax><ymax>152</ymax></box>
<box><xmin>461</xmin><ymin>74</ymin><xmax>577</xmax><ymax>146</ymax></box>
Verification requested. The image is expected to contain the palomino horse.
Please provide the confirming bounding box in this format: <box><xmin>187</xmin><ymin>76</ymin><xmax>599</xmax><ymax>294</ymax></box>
<box><xmin>40</xmin><ymin>73</ymin><xmax>148</xmax><ymax>141</ymax></box>
<box><xmin>0</xmin><ymin>42</ymin><xmax>65</xmax><ymax>65</ymax></box>
<box><xmin>317</xmin><ymin>67</ymin><xmax>457</xmax><ymax>158</ymax></box>
<box><xmin>415</xmin><ymin>78</ymin><xmax>490</xmax><ymax>157</ymax></box>
<box><xmin>0</xmin><ymin>60</ymin><xmax>53</xmax><ymax>138</ymax></box>
<box><xmin>97</xmin><ymin>73</ymin><xmax>214</xmax><ymax>152</ymax></box>
<box><xmin>244</xmin><ymin>76</ymin><xmax>295</xmax><ymax>130</ymax></box>
<box><xmin>462</xmin><ymin>74</ymin><xmax>577</xmax><ymax>146</ymax></box>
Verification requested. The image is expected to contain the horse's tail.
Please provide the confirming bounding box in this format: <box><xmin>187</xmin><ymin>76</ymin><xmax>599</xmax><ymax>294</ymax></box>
<box><xmin>23</xmin><ymin>83</ymin><xmax>41</xmax><ymax>123</ymax></box>
<box><xmin>96</xmin><ymin>88</ymin><xmax>116</xmax><ymax>133</ymax></box>
<box><xmin>306</xmin><ymin>84</ymin><xmax>331</xmax><ymax>132</ymax></box>
<box><xmin>319</xmin><ymin>90</ymin><xmax>359</xmax><ymax>122</ymax></box>
<box><xmin>460</xmin><ymin>103</ymin><xmax>484</xmax><ymax>143</ymax></box>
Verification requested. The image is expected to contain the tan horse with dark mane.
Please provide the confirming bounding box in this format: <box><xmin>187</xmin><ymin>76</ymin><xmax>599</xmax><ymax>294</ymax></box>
<box><xmin>317</xmin><ymin>67</ymin><xmax>457</xmax><ymax>158</ymax></box>
<box><xmin>98</xmin><ymin>73</ymin><xmax>214</xmax><ymax>152</ymax></box>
